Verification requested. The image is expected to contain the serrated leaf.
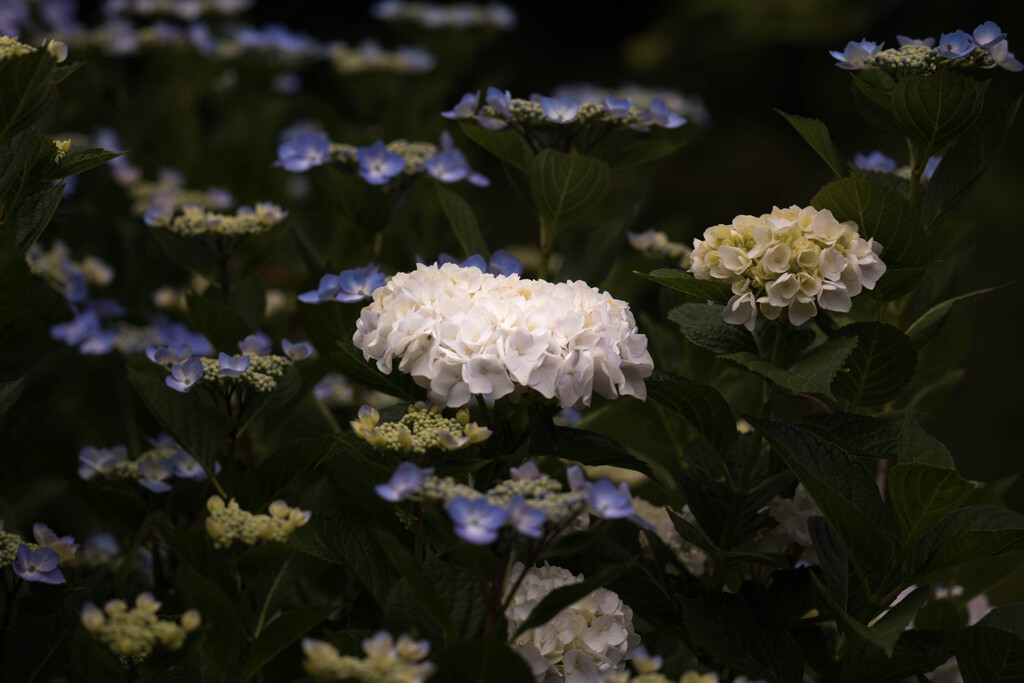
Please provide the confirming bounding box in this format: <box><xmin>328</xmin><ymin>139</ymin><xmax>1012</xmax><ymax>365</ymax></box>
<box><xmin>559</xmin><ymin>218</ymin><xmax>629</xmax><ymax>286</ymax></box>
<box><xmin>891</xmin><ymin>72</ymin><xmax>986</xmax><ymax>158</ymax></box>
<box><xmin>0</xmin><ymin>128</ymin><xmax>34</xmax><ymax>201</ymax></box>
<box><xmin>833</xmin><ymin>322</ymin><xmax>918</xmax><ymax>408</ymax></box>
<box><xmin>45</xmin><ymin>147</ymin><xmax>120</xmax><ymax>180</ymax></box>
<box><xmin>330</xmin><ymin>343</ymin><xmax>423</xmax><ymax>402</ymax></box>
<box><xmin>513</xmin><ymin>561</ymin><xmax>633</xmax><ymax>637</ymax></box>
<box><xmin>528</xmin><ymin>148</ymin><xmax>609</xmax><ymax>231</ymax></box>
<box><xmin>433</xmin><ymin>639</ymin><xmax>536</xmax><ymax>683</ymax></box>
<box><xmin>435</xmin><ymin>183</ymin><xmax>489</xmax><ymax>259</ymax></box>
<box><xmin>526</xmin><ymin>427</ymin><xmax>654</xmax><ymax>477</ymax></box>
<box><xmin>751</xmin><ymin>419</ymin><xmax>893</xmax><ymax>583</ymax></box>
<box><xmin>679</xmin><ymin>593</ymin><xmax>804</xmax><ymax>682</ymax></box>
<box><xmin>11</xmin><ymin>182</ymin><xmax>63</xmax><ymax>252</ymax></box>
<box><xmin>646</xmin><ymin>370</ymin><xmax>737</xmax><ymax>457</ymax></box>
<box><xmin>187</xmin><ymin>292</ymin><xmax>253</xmax><ymax>353</ymax></box>
<box><xmin>0</xmin><ymin>376</ymin><xmax>25</xmax><ymax>418</ymax></box>
<box><xmin>957</xmin><ymin>605</ymin><xmax>1024</xmax><ymax>683</ymax></box>
<box><xmin>905</xmin><ymin>506</ymin><xmax>1024</xmax><ymax>578</ymax></box>
<box><xmin>851</xmin><ymin>70</ymin><xmax>906</xmax><ymax>143</ymax></box>
<box><xmin>811</xmin><ymin>176</ymin><xmax>928</xmax><ymax>269</ymax></box>
<box><xmin>869</xmin><ymin>585</ymin><xmax>930</xmax><ymax>654</ymax></box>
<box><xmin>375</xmin><ymin>529</ymin><xmax>455</xmax><ymax>638</ymax></box>
<box><xmin>248</xmin><ymin>435</ymin><xmax>345</xmax><ymax>510</ymax></box>
<box><xmin>636</xmin><ymin>269</ymin><xmax>733</xmax><ymax>303</ymax></box>
<box><xmin>720</xmin><ymin>336</ymin><xmax>857</xmax><ymax>399</ymax></box>
<box><xmin>897</xmin><ymin>412</ymin><xmax>953</xmax><ymax>468</ymax></box>
<box><xmin>459</xmin><ymin>121</ymin><xmax>534</xmax><ymax>170</ymax></box>
<box><xmin>905</xmin><ymin>286</ymin><xmax>1001</xmax><ymax>348</ymax></box>
<box><xmin>840</xmin><ymin>629</ymin><xmax>955</xmax><ymax>682</ymax></box>
<box><xmin>240</xmin><ymin>604</ymin><xmax>335</xmax><ymax>682</ymax></box>
<box><xmin>922</xmin><ymin>97</ymin><xmax>1021</xmax><ymax>227</ymax></box>
<box><xmin>777</xmin><ymin>110</ymin><xmax>849</xmax><ymax>177</ymax></box>
<box><xmin>289</xmin><ymin>512</ymin><xmax>398</xmax><ymax>607</ymax></box>
<box><xmin>810</xmin><ymin>516</ymin><xmax>849</xmax><ymax>607</ymax></box>
<box><xmin>383</xmin><ymin>561</ymin><xmax>486</xmax><ymax>642</ymax></box>
<box><xmin>668</xmin><ymin>303</ymin><xmax>757</xmax><ymax>354</ymax></box>
<box><xmin>801</xmin><ymin>412</ymin><xmax>900</xmax><ymax>460</ymax></box>
<box><xmin>890</xmin><ymin>463</ymin><xmax>974</xmax><ymax>543</ymax></box>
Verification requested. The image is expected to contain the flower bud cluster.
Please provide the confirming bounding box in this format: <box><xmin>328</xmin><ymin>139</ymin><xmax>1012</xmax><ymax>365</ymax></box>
<box><xmin>353</xmin><ymin>263</ymin><xmax>654</xmax><ymax>409</ymax></box>
<box><xmin>26</xmin><ymin>240</ymin><xmax>115</xmax><ymax>298</ymax></box>
<box><xmin>193</xmin><ymin>352</ymin><xmax>291</xmax><ymax>392</ymax></box>
<box><xmin>552</xmin><ymin>82</ymin><xmax>711</xmax><ymax>127</ymax></box>
<box><xmin>328</xmin><ymin>40</ymin><xmax>436</xmax><ymax>74</ymax></box>
<box><xmin>0</xmin><ymin>522</ymin><xmax>21</xmax><ymax>569</ymax></box>
<box><xmin>302</xmin><ymin>631</ymin><xmax>435</xmax><ymax>682</ymax></box>
<box><xmin>53</xmin><ymin>138</ymin><xmax>70</xmax><ymax>162</ymax></box>
<box><xmin>505</xmin><ymin>562</ymin><xmax>641</xmax><ymax>682</ymax></box>
<box><xmin>627</xmin><ymin>229</ymin><xmax>691</xmax><ymax>266</ymax></box>
<box><xmin>419</xmin><ymin>473</ymin><xmax>589</xmax><ymax>526</ymax></box>
<box><xmin>690</xmin><ymin>205</ymin><xmax>886</xmax><ymax>330</ymax></box>
<box><xmin>0</xmin><ymin>35</ymin><xmax>36</xmax><ymax>60</ymax></box>
<box><xmin>350</xmin><ymin>403</ymin><xmax>492</xmax><ymax>453</ymax></box>
<box><xmin>371</xmin><ymin>1</ymin><xmax>517</xmax><ymax>31</ymax></box>
<box><xmin>205</xmin><ymin>496</ymin><xmax>311</xmax><ymax>548</ymax></box>
<box><xmin>631</xmin><ymin>499</ymin><xmax>708</xmax><ymax>576</ymax></box>
<box><xmin>145</xmin><ymin>201</ymin><xmax>286</xmax><ymax>237</ymax></box>
<box><xmin>80</xmin><ymin>594</ymin><xmax>201</xmax><ymax>666</ymax></box>
<box><xmin>126</xmin><ymin>173</ymin><xmax>233</xmax><ymax>215</ymax></box>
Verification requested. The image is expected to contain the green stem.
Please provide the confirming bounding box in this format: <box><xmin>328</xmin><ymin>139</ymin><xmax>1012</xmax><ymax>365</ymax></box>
<box><xmin>538</xmin><ymin>217</ymin><xmax>555</xmax><ymax>280</ymax></box>
<box><xmin>906</xmin><ymin>140</ymin><xmax>925</xmax><ymax>209</ymax></box>
<box><xmin>253</xmin><ymin>553</ymin><xmax>294</xmax><ymax>640</ymax></box>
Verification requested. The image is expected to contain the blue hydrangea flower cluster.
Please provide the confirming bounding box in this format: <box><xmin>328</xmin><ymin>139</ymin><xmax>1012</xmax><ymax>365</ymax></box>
<box><xmin>78</xmin><ymin>434</ymin><xmax>216</xmax><ymax>493</ymax></box>
<box><xmin>831</xmin><ymin>21</ymin><xmax>1023</xmax><ymax>72</ymax></box>
<box><xmin>425</xmin><ymin>249</ymin><xmax>523</xmax><ymax>276</ymax></box>
<box><xmin>299</xmin><ymin>264</ymin><xmax>386</xmax><ymax>304</ymax></box>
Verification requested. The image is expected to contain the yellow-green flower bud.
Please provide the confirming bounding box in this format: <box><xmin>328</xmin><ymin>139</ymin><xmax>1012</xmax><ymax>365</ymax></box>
<box><xmin>181</xmin><ymin>609</ymin><xmax>202</xmax><ymax>632</ymax></box>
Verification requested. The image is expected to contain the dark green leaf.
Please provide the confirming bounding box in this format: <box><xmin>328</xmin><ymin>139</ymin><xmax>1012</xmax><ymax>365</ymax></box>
<box><xmin>898</xmin><ymin>412</ymin><xmax>953</xmax><ymax>468</ymax></box>
<box><xmin>891</xmin><ymin>72</ymin><xmax>986</xmax><ymax>158</ymax></box>
<box><xmin>832</xmin><ymin>322</ymin><xmax>918</xmax><ymax>408</ymax></box>
<box><xmin>149</xmin><ymin>227</ymin><xmax>218</xmax><ymax>280</ymax></box>
<box><xmin>374</xmin><ymin>529</ymin><xmax>455</xmax><ymax>638</ymax></box>
<box><xmin>326</xmin><ymin>167</ymin><xmax>391</xmax><ymax>235</ymax></box>
<box><xmin>433</xmin><ymin>639</ymin><xmax>536</xmax><ymax>683</ymax></box>
<box><xmin>905</xmin><ymin>286</ymin><xmax>1001</xmax><ymax>348</ymax></box>
<box><xmin>0</xmin><ymin>128</ymin><xmax>34</xmax><ymax>201</ymax></box>
<box><xmin>874</xmin><ymin>265</ymin><xmax>928</xmax><ymax>302</ymax></box>
<box><xmin>289</xmin><ymin>512</ymin><xmax>398</xmax><ymax>607</ymax></box>
<box><xmin>777</xmin><ymin>110</ymin><xmax>849</xmax><ymax>177</ymax></box>
<box><xmin>330</xmin><ymin>343</ymin><xmax>423</xmax><ymax>401</ymax></box>
<box><xmin>435</xmin><ymin>183</ymin><xmax>489</xmax><ymax>259</ymax></box>
<box><xmin>810</xmin><ymin>516</ymin><xmax>849</xmax><ymax>606</ymax></box>
<box><xmin>175</xmin><ymin>564</ymin><xmax>243</xmax><ymax>665</ymax></box>
<box><xmin>513</xmin><ymin>561</ymin><xmax>633</xmax><ymax>637</ymax></box>
<box><xmin>811</xmin><ymin>176</ymin><xmax>928</xmax><ymax>268</ymax></box>
<box><xmin>45</xmin><ymin>148</ymin><xmax>120</xmax><ymax>180</ymax></box>
<box><xmin>528</xmin><ymin>148</ymin><xmax>610</xmax><ymax>231</ymax></box>
<box><xmin>636</xmin><ymin>269</ymin><xmax>733</xmax><ymax>303</ymax></box>
<box><xmin>0</xmin><ymin>376</ymin><xmax>24</xmax><ymax>418</ymax></box>
<box><xmin>559</xmin><ymin>218</ymin><xmax>629</xmax><ymax>286</ymax></box>
<box><xmin>840</xmin><ymin>630</ymin><xmax>955</xmax><ymax>683</ymax></box>
<box><xmin>384</xmin><ymin>561</ymin><xmax>486</xmax><ymax>642</ymax></box>
<box><xmin>905</xmin><ymin>506</ymin><xmax>1024</xmax><ymax>578</ymax></box>
<box><xmin>187</xmin><ymin>293</ymin><xmax>253</xmax><ymax>353</ymax></box>
<box><xmin>668</xmin><ymin>303</ymin><xmax>757</xmax><ymax>354</ymax></box>
<box><xmin>646</xmin><ymin>370</ymin><xmax>737</xmax><ymax>457</ymax></box>
<box><xmin>922</xmin><ymin>97</ymin><xmax>1021</xmax><ymax>227</ymax></box>
<box><xmin>890</xmin><ymin>463</ymin><xmax>974</xmax><ymax>543</ymax></box>
<box><xmin>869</xmin><ymin>586</ymin><xmax>931</xmax><ymax>654</ymax></box>
<box><xmin>679</xmin><ymin>593</ymin><xmax>804</xmax><ymax>682</ymax></box>
<box><xmin>240</xmin><ymin>604</ymin><xmax>335</xmax><ymax>682</ymax></box>
<box><xmin>599</xmin><ymin>137</ymin><xmax>684</xmax><ymax>169</ymax></box>
<box><xmin>527</xmin><ymin>427</ymin><xmax>654</xmax><ymax>477</ymax></box>
<box><xmin>751</xmin><ymin>419</ymin><xmax>893</xmax><ymax>583</ymax></box>
<box><xmin>0</xmin><ymin>50</ymin><xmax>58</xmax><ymax>145</ymax></box>
<box><xmin>720</xmin><ymin>336</ymin><xmax>857</xmax><ymax>399</ymax></box>
<box><xmin>249</xmin><ymin>436</ymin><xmax>344</xmax><ymax>510</ymax></box>
<box><xmin>459</xmin><ymin>121</ymin><xmax>534</xmax><ymax>170</ymax></box>
<box><xmin>851</xmin><ymin>70</ymin><xmax>905</xmax><ymax>143</ymax></box>
<box><xmin>126</xmin><ymin>365</ymin><xmax>231</xmax><ymax>476</ymax></box>
<box><xmin>801</xmin><ymin>413</ymin><xmax>900</xmax><ymax>460</ymax></box>
<box><xmin>958</xmin><ymin>605</ymin><xmax>1024</xmax><ymax>683</ymax></box>
<box><xmin>11</xmin><ymin>182</ymin><xmax>63</xmax><ymax>252</ymax></box>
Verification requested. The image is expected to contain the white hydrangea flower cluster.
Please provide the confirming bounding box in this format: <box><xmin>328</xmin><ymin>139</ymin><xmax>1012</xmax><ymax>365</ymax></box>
<box><xmin>80</xmin><ymin>593</ymin><xmax>201</xmax><ymax>666</ymax></box>
<box><xmin>302</xmin><ymin>631</ymin><xmax>435</xmax><ymax>682</ymax></box>
<box><xmin>353</xmin><ymin>263</ymin><xmax>654</xmax><ymax>409</ymax></box>
<box><xmin>631</xmin><ymin>499</ymin><xmax>708</xmax><ymax>576</ymax></box>
<box><xmin>766</xmin><ymin>483</ymin><xmax>820</xmax><ymax>549</ymax></box>
<box><xmin>505</xmin><ymin>562</ymin><xmax>641</xmax><ymax>682</ymax></box>
<box><xmin>690</xmin><ymin>205</ymin><xmax>886</xmax><ymax>330</ymax></box>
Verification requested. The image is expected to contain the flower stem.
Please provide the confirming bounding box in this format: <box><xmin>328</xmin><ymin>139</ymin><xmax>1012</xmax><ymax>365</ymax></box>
<box><xmin>254</xmin><ymin>553</ymin><xmax>294</xmax><ymax>640</ymax></box>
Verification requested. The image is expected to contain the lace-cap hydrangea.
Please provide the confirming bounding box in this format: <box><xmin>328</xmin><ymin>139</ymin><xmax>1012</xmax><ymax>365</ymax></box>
<box><xmin>353</xmin><ymin>263</ymin><xmax>654</xmax><ymax>409</ymax></box>
<box><xmin>690</xmin><ymin>205</ymin><xmax>886</xmax><ymax>330</ymax></box>
<box><xmin>351</xmin><ymin>402</ymin><xmax>492</xmax><ymax>453</ymax></box>
<box><xmin>204</xmin><ymin>496</ymin><xmax>310</xmax><ymax>548</ymax></box>
<box><xmin>302</xmin><ymin>630</ymin><xmax>435</xmax><ymax>682</ymax></box>
<box><xmin>80</xmin><ymin>594</ymin><xmax>201</xmax><ymax>666</ymax></box>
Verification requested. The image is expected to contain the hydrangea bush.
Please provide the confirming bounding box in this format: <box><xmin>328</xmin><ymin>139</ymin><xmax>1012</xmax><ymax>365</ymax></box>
<box><xmin>2</xmin><ymin>5</ymin><xmax>1024</xmax><ymax>683</ymax></box>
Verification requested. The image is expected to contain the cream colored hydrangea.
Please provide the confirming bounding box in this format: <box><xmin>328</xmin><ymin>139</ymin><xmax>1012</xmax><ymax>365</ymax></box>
<box><xmin>302</xmin><ymin>631</ymin><xmax>435</xmax><ymax>682</ymax></box>
<box><xmin>505</xmin><ymin>562</ymin><xmax>641</xmax><ymax>682</ymax></box>
<box><xmin>766</xmin><ymin>484</ymin><xmax>820</xmax><ymax>548</ymax></box>
<box><xmin>353</xmin><ymin>263</ymin><xmax>654</xmax><ymax>409</ymax></box>
<box><xmin>80</xmin><ymin>593</ymin><xmax>200</xmax><ymax>666</ymax></box>
<box><xmin>350</xmin><ymin>402</ymin><xmax>492</xmax><ymax>453</ymax></box>
<box><xmin>690</xmin><ymin>205</ymin><xmax>885</xmax><ymax>330</ymax></box>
